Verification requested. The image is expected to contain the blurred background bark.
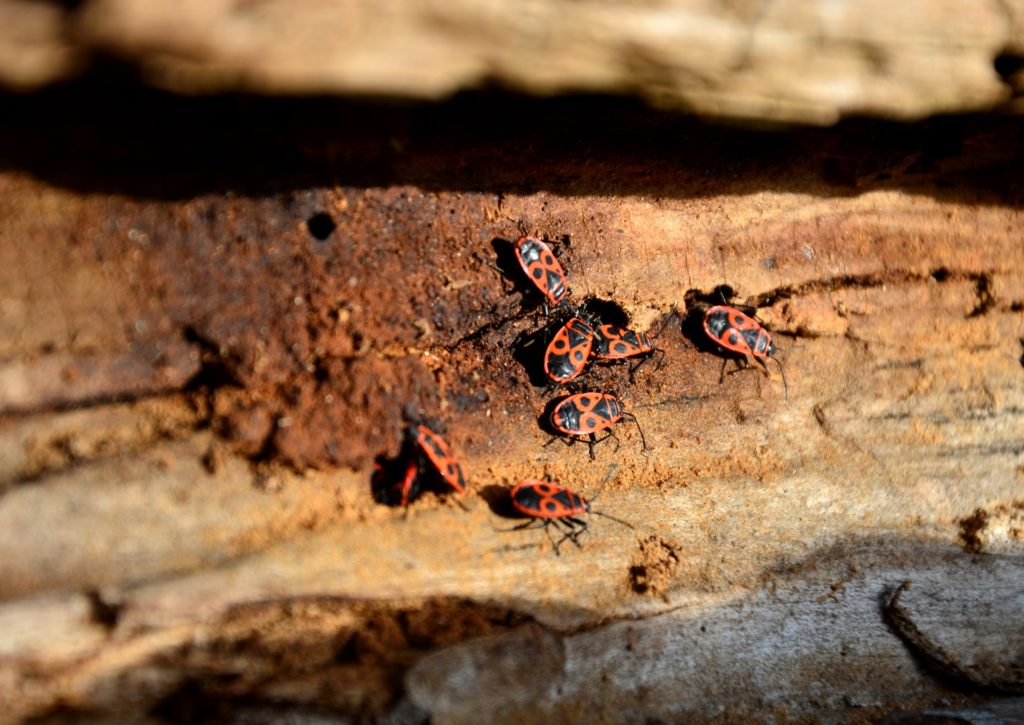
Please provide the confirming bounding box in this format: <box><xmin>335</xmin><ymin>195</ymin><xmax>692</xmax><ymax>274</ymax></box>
<box><xmin>0</xmin><ymin>1</ymin><xmax>1022</xmax><ymax>722</ymax></box>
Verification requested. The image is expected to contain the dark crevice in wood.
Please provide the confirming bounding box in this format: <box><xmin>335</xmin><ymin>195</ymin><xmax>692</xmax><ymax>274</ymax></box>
<box><xmin>85</xmin><ymin>589</ymin><xmax>122</xmax><ymax>631</ymax></box>
<box><xmin>750</xmin><ymin>269</ymin><xmax>999</xmax><ymax>312</ymax></box>
<box><xmin>885</xmin><ymin>580</ymin><xmax>1024</xmax><ymax>694</ymax></box>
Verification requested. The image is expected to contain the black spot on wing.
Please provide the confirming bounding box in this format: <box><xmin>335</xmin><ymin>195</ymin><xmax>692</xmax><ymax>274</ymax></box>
<box><xmin>741</xmin><ymin>328</ymin><xmax>762</xmax><ymax>350</ymax></box>
<box><xmin>552</xmin><ymin>489</ymin><xmax>578</xmax><ymax>511</ymax></box>
<box><xmin>513</xmin><ymin>485</ymin><xmax>544</xmax><ymax>511</ymax></box>
<box><xmin>418</xmin><ymin>429</ymin><xmax>448</xmax><ymax>460</ymax></box>
<box><xmin>548</xmin><ymin>353</ymin><xmax>580</xmax><ymax>381</ymax></box>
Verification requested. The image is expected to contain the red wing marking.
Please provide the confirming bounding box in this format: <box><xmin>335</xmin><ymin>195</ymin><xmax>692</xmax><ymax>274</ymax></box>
<box><xmin>514</xmin><ymin>236</ymin><xmax>569</xmax><ymax>304</ymax></box>
<box><xmin>544</xmin><ymin>317</ymin><xmax>594</xmax><ymax>382</ymax></box>
<box><xmin>593</xmin><ymin>325</ymin><xmax>651</xmax><ymax>359</ymax></box>
<box><xmin>511</xmin><ymin>481</ymin><xmax>589</xmax><ymax>518</ymax></box>
<box><xmin>414</xmin><ymin>425</ymin><xmax>466</xmax><ymax>492</ymax></box>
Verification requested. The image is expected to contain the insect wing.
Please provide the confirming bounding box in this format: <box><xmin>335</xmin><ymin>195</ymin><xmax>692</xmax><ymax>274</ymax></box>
<box><xmin>544</xmin><ymin>317</ymin><xmax>594</xmax><ymax>382</ymax></box>
<box><xmin>514</xmin><ymin>236</ymin><xmax>569</xmax><ymax>304</ymax></box>
<box><xmin>592</xmin><ymin>324</ymin><xmax>649</xmax><ymax>360</ymax></box>
<box><xmin>414</xmin><ymin>425</ymin><xmax>466</xmax><ymax>493</ymax></box>
<box><xmin>511</xmin><ymin>481</ymin><xmax>588</xmax><ymax>519</ymax></box>
<box><xmin>704</xmin><ymin>305</ymin><xmax>754</xmax><ymax>356</ymax></box>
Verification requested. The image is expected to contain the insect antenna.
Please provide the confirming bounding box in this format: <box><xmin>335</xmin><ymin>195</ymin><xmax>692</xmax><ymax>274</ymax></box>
<box><xmin>592</xmin><ymin>510</ymin><xmax>635</xmax><ymax>530</ymax></box>
<box><xmin>583</xmin><ymin>480</ymin><xmax>634</xmax><ymax>530</ymax></box>
<box><xmin>491</xmin><ymin>519</ymin><xmax>544</xmax><ymax>533</ymax></box>
<box><xmin>773</xmin><ymin>356</ymin><xmax>789</xmax><ymax>399</ymax></box>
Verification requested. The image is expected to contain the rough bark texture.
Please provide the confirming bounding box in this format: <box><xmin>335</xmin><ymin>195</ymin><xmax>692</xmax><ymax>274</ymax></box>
<box><xmin>2</xmin><ymin>0</ymin><xmax>1024</xmax><ymax>123</ymax></box>
<box><xmin>0</xmin><ymin>84</ymin><xmax>1023</xmax><ymax>721</ymax></box>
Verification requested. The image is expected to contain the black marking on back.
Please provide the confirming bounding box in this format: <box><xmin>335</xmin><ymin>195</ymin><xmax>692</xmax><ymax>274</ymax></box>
<box><xmin>751</xmin><ymin>329</ymin><xmax>770</xmax><ymax>355</ymax></box>
<box><xmin>741</xmin><ymin>327</ymin><xmax>762</xmax><ymax>352</ymax></box>
<box><xmin>519</xmin><ymin>239</ymin><xmax>543</xmax><ymax>263</ymax></box>
<box><xmin>420</xmin><ymin>431</ymin><xmax>447</xmax><ymax>459</ymax></box>
<box><xmin>513</xmin><ymin>485</ymin><xmax>544</xmax><ymax>511</ymax></box>
<box><xmin>706</xmin><ymin>309</ymin><xmax>731</xmax><ymax>339</ymax></box>
<box><xmin>552</xmin><ymin>488</ymin><xmax>584</xmax><ymax>513</ymax></box>
<box><xmin>593</xmin><ymin>395</ymin><xmax>619</xmax><ymax>421</ymax></box>
<box><xmin>592</xmin><ymin>325</ymin><xmax>621</xmax><ymax>357</ymax></box>
<box><xmin>549</xmin><ymin>352</ymin><xmax>580</xmax><ymax>380</ymax></box>
<box><xmin>546</xmin><ymin>270</ymin><xmax>567</xmax><ymax>298</ymax></box>
<box><xmin>447</xmin><ymin>461</ymin><xmax>466</xmax><ymax>489</ymax></box>
<box><xmin>555</xmin><ymin>398</ymin><xmax>583</xmax><ymax>431</ymax></box>
<box><xmin>566</xmin><ymin>319</ymin><xmax>593</xmax><ymax>344</ymax></box>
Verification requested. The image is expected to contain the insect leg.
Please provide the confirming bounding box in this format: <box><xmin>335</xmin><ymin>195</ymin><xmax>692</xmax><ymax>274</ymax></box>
<box><xmin>621</xmin><ymin>412</ymin><xmax>648</xmax><ymax>452</ymax></box>
<box><xmin>724</xmin><ymin>357</ymin><xmax>751</xmax><ymax>378</ymax></box>
<box><xmin>588</xmin><ymin>430</ymin><xmax>620</xmax><ymax>459</ymax></box>
<box><xmin>492</xmin><ymin>519</ymin><xmax>546</xmax><ymax>533</ymax></box>
<box><xmin>769</xmin><ymin>356</ymin><xmax>789</xmax><ymax>399</ymax></box>
<box><xmin>564</xmin><ymin>516</ymin><xmax>590</xmax><ymax>544</ymax></box>
<box><xmin>552</xmin><ymin>518</ymin><xmax>585</xmax><ymax>551</ymax></box>
<box><xmin>628</xmin><ymin>352</ymin><xmax>652</xmax><ymax>383</ymax></box>
<box><xmin>629</xmin><ymin>348</ymin><xmax>666</xmax><ymax>381</ymax></box>
<box><xmin>545</xmin><ymin>435</ymin><xmax>576</xmax><ymax>451</ymax></box>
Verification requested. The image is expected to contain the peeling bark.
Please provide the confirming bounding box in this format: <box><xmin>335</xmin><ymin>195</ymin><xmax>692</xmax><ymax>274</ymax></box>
<box><xmin>0</xmin><ymin>90</ymin><xmax>1022</xmax><ymax>721</ymax></box>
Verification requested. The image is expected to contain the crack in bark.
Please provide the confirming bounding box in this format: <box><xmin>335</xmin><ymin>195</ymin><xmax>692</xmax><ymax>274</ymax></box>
<box><xmin>751</xmin><ymin>268</ymin><xmax>1001</xmax><ymax>319</ymax></box>
<box><xmin>885</xmin><ymin>580</ymin><xmax>1024</xmax><ymax>694</ymax></box>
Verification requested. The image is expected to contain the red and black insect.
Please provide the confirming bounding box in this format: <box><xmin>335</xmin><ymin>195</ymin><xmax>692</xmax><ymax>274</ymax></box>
<box><xmin>590</xmin><ymin>323</ymin><xmax>667</xmax><ymax>381</ymax></box>
<box><xmin>372</xmin><ymin>424</ymin><xmax>466</xmax><ymax>508</ymax></box>
<box><xmin>548</xmin><ymin>392</ymin><xmax>647</xmax><ymax>460</ymax></box>
<box><xmin>543</xmin><ymin>316</ymin><xmax>595</xmax><ymax>384</ymax></box>
<box><xmin>703</xmin><ymin>304</ymin><xmax>787</xmax><ymax>396</ymax></box>
<box><xmin>372</xmin><ymin>456</ymin><xmax>420</xmax><ymax>508</ymax></box>
<box><xmin>514</xmin><ymin>236</ymin><xmax>570</xmax><ymax>308</ymax></box>
<box><xmin>589</xmin><ymin>306</ymin><xmax>676</xmax><ymax>381</ymax></box>
<box><xmin>411</xmin><ymin>424</ymin><xmax>466</xmax><ymax>494</ymax></box>
<box><xmin>502</xmin><ymin>480</ymin><xmax>632</xmax><ymax>554</ymax></box>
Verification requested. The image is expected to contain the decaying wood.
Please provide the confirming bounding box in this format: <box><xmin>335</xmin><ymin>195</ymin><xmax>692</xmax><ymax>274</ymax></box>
<box><xmin>0</xmin><ymin>92</ymin><xmax>1022</xmax><ymax>721</ymax></box>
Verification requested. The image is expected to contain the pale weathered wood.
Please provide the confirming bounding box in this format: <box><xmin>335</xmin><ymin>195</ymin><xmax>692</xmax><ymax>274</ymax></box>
<box><xmin>1</xmin><ymin>0</ymin><xmax>1021</xmax><ymax>123</ymax></box>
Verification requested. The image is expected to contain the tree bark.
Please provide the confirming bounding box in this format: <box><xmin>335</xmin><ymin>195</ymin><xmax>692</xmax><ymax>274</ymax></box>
<box><xmin>0</xmin><ymin>89</ymin><xmax>1022</xmax><ymax>722</ymax></box>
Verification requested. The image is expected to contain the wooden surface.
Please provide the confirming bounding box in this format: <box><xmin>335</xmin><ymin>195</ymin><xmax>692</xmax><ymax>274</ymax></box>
<box><xmin>0</xmin><ymin>91</ymin><xmax>1022</xmax><ymax>721</ymax></box>
<box><xmin>1</xmin><ymin>0</ymin><xmax>1023</xmax><ymax>123</ymax></box>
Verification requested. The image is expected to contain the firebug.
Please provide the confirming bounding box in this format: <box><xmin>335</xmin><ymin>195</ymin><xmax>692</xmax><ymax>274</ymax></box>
<box><xmin>543</xmin><ymin>316</ymin><xmax>595</xmax><ymax>384</ymax></box>
<box><xmin>514</xmin><ymin>236</ymin><xmax>570</xmax><ymax>308</ymax></box>
<box><xmin>548</xmin><ymin>392</ymin><xmax>647</xmax><ymax>459</ymax></box>
<box><xmin>502</xmin><ymin>480</ymin><xmax>632</xmax><ymax>554</ymax></box>
<box><xmin>702</xmin><ymin>304</ymin><xmax>787</xmax><ymax>396</ymax></box>
<box><xmin>410</xmin><ymin>424</ymin><xmax>466</xmax><ymax>495</ymax></box>
<box><xmin>371</xmin><ymin>423</ymin><xmax>466</xmax><ymax>508</ymax></box>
